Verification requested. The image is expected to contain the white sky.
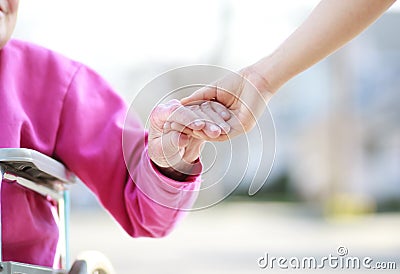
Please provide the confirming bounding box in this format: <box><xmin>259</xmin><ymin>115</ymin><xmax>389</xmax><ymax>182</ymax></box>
<box><xmin>14</xmin><ymin>1</ymin><xmax>322</xmax><ymax>69</ymax></box>
<box><xmin>13</xmin><ymin>0</ymin><xmax>400</xmax><ymax>99</ymax></box>
<box><xmin>14</xmin><ymin>1</ymin><xmax>400</xmax><ymax>66</ymax></box>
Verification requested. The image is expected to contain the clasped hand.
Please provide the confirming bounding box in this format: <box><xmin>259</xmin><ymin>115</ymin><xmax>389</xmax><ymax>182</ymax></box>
<box><xmin>148</xmin><ymin>67</ymin><xmax>273</xmax><ymax>180</ymax></box>
<box><xmin>148</xmin><ymin>99</ymin><xmax>232</xmax><ymax>180</ymax></box>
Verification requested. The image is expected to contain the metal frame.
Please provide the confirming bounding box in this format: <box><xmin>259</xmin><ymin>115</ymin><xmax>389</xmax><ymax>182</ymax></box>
<box><xmin>0</xmin><ymin>148</ymin><xmax>77</xmax><ymax>272</ymax></box>
<box><xmin>0</xmin><ymin>261</ymin><xmax>67</xmax><ymax>274</ymax></box>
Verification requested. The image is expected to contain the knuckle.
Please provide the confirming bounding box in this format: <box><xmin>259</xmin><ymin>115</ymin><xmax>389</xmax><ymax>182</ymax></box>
<box><xmin>200</xmin><ymin>101</ymin><xmax>211</xmax><ymax>111</ymax></box>
<box><xmin>149</xmin><ymin>108</ymin><xmax>162</xmax><ymax>126</ymax></box>
<box><xmin>188</xmin><ymin>105</ymin><xmax>200</xmax><ymax>111</ymax></box>
<box><xmin>151</xmin><ymin>104</ymin><xmax>163</xmax><ymax>115</ymax></box>
<box><xmin>168</xmin><ymin>99</ymin><xmax>180</xmax><ymax>105</ymax></box>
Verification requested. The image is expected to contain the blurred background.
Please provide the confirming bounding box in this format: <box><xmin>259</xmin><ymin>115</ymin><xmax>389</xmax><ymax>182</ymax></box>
<box><xmin>14</xmin><ymin>0</ymin><xmax>399</xmax><ymax>273</ymax></box>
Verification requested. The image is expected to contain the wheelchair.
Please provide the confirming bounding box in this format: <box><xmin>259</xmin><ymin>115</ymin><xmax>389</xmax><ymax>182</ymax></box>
<box><xmin>0</xmin><ymin>148</ymin><xmax>115</xmax><ymax>274</ymax></box>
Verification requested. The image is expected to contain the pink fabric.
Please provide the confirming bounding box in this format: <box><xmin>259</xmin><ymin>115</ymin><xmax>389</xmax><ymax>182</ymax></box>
<box><xmin>0</xmin><ymin>39</ymin><xmax>200</xmax><ymax>267</ymax></box>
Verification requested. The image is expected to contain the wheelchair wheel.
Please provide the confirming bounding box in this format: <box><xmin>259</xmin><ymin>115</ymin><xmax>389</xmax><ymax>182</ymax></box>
<box><xmin>69</xmin><ymin>250</ymin><xmax>116</xmax><ymax>274</ymax></box>
<box><xmin>69</xmin><ymin>260</ymin><xmax>87</xmax><ymax>274</ymax></box>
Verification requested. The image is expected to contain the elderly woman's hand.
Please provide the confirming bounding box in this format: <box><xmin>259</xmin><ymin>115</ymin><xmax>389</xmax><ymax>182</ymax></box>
<box><xmin>148</xmin><ymin>99</ymin><xmax>231</xmax><ymax>180</ymax></box>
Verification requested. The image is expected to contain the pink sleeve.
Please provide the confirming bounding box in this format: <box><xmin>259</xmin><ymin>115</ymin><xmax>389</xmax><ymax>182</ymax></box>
<box><xmin>54</xmin><ymin>65</ymin><xmax>201</xmax><ymax>237</ymax></box>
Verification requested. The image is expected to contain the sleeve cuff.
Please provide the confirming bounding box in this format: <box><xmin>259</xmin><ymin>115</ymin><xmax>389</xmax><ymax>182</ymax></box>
<box><xmin>124</xmin><ymin>148</ymin><xmax>202</xmax><ymax>209</ymax></box>
<box><xmin>144</xmin><ymin>148</ymin><xmax>202</xmax><ymax>186</ymax></box>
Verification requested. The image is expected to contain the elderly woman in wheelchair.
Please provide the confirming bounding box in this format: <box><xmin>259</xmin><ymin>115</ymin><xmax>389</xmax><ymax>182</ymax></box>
<box><xmin>0</xmin><ymin>0</ymin><xmax>232</xmax><ymax>273</ymax></box>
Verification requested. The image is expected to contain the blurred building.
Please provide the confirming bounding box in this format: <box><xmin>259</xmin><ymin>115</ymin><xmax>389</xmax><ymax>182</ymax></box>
<box><xmin>118</xmin><ymin>11</ymin><xmax>400</xmax><ymax>213</ymax></box>
<box><xmin>269</xmin><ymin>12</ymin><xmax>400</xmax><ymax>211</ymax></box>
<box><xmin>12</xmin><ymin>1</ymin><xmax>400</xmax><ymax>211</ymax></box>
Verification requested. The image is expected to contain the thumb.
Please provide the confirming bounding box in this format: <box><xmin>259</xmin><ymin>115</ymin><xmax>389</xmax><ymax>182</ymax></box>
<box><xmin>159</xmin><ymin>131</ymin><xmax>189</xmax><ymax>167</ymax></box>
<box><xmin>182</xmin><ymin>138</ymin><xmax>204</xmax><ymax>164</ymax></box>
<box><xmin>181</xmin><ymin>85</ymin><xmax>217</xmax><ymax>105</ymax></box>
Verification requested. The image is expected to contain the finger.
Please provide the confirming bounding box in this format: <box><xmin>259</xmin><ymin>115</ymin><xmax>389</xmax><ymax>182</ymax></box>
<box><xmin>177</xmin><ymin>133</ymin><xmax>190</xmax><ymax>148</ymax></box>
<box><xmin>169</xmin><ymin>122</ymin><xmax>194</xmax><ymax>136</ymax></box>
<box><xmin>181</xmin><ymin>72</ymin><xmax>240</xmax><ymax>108</ymax></box>
<box><xmin>210</xmin><ymin>101</ymin><xmax>231</xmax><ymax>121</ymax></box>
<box><xmin>192</xmin><ymin>129</ymin><xmax>210</xmax><ymax>140</ymax></box>
<box><xmin>200</xmin><ymin>101</ymin><xmax>230</xmax><ymax>134</ymax></box>
<box><xmin>163</xmin><ymin>130</ymin><xmax>189</xmax><ymax>149</ymax></box>
<box><xmin>160</xmin><ymin>131</ymin><xmax>187</xmax><ymax>166</ymax></box>
<box><xmin>192</xmin><ymin>129</ymin><xmax>231</xmax><ymax>142</ymax></box>
<box><xmin>157</xmin><ymin>131</ymin><xmax>203</xmax><ymax>173</ymax></box>
<box><xmin>183</xmin><ymin>138</ymin><xmax>205</xmax><ymax>164</ymax></box>
<box><xmin>166</xmin><ymin>117</ymin><xmax>217</xmax><ymax>141</ymax></box>
<box><xmin>150</xmin><ymin>100</ymin><xmax>181</xmax><ymax>130</ymax></box>
<box><xmin>149</xmin><ymin>131</ymin><xmax>183</xmax><ymax>168</ymax></box>
<box><xmin>151</xmin><ymin>100</ymin><xmax>205</xmax><ymax>132</ymax></box>
<box><xmin>162</xmin><ymin>121</ymin><xmax>171</xmax><ymax>133</ymax></box>
<box><xmin>163</xmin><ymin>121</ymin><xmax>193</xmax><ymax>137</ymax></box>
<box><xmin>191</xmin><ymin>106</ymin><xmax>222</xmax><ymax>139</ymax></box>
<box><xmin>168</xmin><ymin>105</ymin><xmax>206</xmax><ymax>131</ymax></box>
<box><xmin>190</xmin><ymin>103</ymin><xmax>228</xmax><ymax>137</ymax></box>
<box><xmin>165</xmin><ymin>99</ymin><xmax>181</xmax><ymax>106</ymax></box>
<box><xmin>181</xmin><ymin>85</ymin><xmax>217</xmax><ymax>105</ymax></box>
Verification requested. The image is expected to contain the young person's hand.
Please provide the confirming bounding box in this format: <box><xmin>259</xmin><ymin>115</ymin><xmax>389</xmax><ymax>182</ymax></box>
<box><xmin>182</xmin><ymin>0</ymin><xmax>396</xmax><ymax>141</ymax></box>
<box><xmin>181</xmin><ymin>67</ymin><xmax>273</xmax><ymax>141</ymax></box>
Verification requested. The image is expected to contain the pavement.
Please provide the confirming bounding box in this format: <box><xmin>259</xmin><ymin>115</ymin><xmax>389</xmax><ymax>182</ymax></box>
<box><xmin>69</xmin><ymin>201</ymin><xmax>400</xmax><ymax>274</ymax></box>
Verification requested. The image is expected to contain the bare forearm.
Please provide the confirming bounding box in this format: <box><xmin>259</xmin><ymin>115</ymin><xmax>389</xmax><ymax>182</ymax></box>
<box><xmin>253</xmin><ymin>0</ymin><xmax>396</xmax><ymax>93</ymax></box>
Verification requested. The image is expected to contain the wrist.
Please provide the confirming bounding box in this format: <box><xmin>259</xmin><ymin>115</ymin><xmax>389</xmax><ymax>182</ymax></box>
<box><xmin>151</xmin><ymin>159</ymin><xmax>201</xmax><ymax>182</ymax></box>
<box><xmin>250</xmin><ymin>54</ymin><xmax>284</xmax><ymax>95</ymax></box>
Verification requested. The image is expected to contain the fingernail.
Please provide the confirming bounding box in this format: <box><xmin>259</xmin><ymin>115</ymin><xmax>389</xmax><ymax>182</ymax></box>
<box><xmin>193</xmin><ymin>120</ymin><xmax>204</xmax><ymax>127</ymax></box>
<box><xmin>221</xmin><ymin>111</ymin><xmax>229</xmax><ymax>119</ymax></box>
<box><xmin>210</xmin><ymin>124</ymin><xmax>220</xmax><ymax>132</ymax></box>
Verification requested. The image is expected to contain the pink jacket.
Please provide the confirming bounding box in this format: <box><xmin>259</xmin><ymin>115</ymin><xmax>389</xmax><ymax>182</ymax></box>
<box><xmin>0</xmin><ymin>39</ymin><xmax>200</xmax><ymax>267</ymax></box>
